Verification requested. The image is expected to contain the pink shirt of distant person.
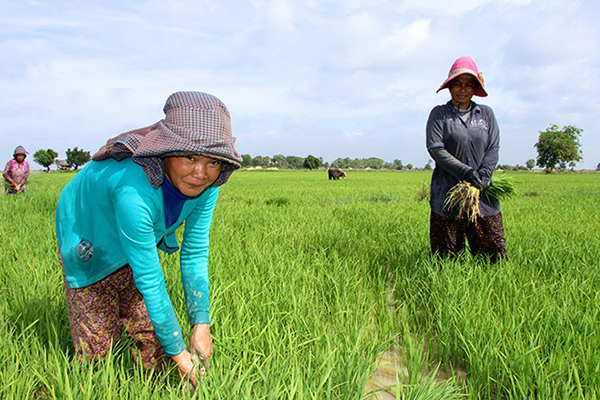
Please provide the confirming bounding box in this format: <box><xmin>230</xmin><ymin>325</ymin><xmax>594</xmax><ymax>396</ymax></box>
<box><xmin>4</xmin><ymin>157</ymin><xmax>30</xmax><ymax>190</ymax></box>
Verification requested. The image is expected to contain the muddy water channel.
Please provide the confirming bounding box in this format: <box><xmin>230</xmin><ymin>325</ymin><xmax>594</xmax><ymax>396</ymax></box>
<box><xmin>364</xmin><ymin>349</ymin><xmax>408</xmax><ymax>399</ymax></box>
<box><xmin>364</xmin><ymin>348</ymin><xmax>466</xmax><ymax>398</ymax></box>
<box><xmin>363</xmin><ymin>277</ymin><xmax>466</xmax><ymax>398</ymax></box>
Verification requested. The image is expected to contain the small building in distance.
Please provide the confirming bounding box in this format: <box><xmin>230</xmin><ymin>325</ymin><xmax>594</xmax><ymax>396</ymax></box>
<box><xmin>55</xmin><ymin>158</ymin><xmax>68</xmax><ymax>170</ymax></box>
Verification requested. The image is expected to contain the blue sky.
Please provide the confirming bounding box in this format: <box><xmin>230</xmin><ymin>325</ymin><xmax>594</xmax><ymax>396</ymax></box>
<box><xmin>2</xmin><ymin>0</ymin><xmax>599</xmax><ymax>170</ymax></box>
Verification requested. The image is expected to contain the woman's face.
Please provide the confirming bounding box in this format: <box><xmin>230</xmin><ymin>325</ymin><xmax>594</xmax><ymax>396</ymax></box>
<box><xmin>449</xmin><ymin>75</ymin><xmax>476</xmax><ymax>110</ymax></box>
<box><xmin>15</xmin><ymin>154</ymin><xmax>25</xmax><ymax>163</ymax></box>
<box><xmin>163</xmin><ymin>155</ymin><xmax>222</xmax><ymax>197</ymax></box>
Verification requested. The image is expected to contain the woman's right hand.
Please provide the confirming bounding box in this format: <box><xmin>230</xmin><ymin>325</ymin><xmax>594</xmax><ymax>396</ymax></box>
<box><xmin>172</xmin><ymin>350</ymin><xmax>198</xmax><ymax>389</ymax></box>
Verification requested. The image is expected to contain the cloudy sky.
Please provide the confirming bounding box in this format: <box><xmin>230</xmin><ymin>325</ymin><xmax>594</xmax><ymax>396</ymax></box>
<box><xmin>1</xmin><ymin>0</ymin><xmax>599</xmax><ymax>170</ymax></box>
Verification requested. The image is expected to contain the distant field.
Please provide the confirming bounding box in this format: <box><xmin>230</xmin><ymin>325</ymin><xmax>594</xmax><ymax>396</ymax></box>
<box><xmin>0</xmin><ymin>169</ymin><xmax>598</xmax><ymax>399</ymax></box>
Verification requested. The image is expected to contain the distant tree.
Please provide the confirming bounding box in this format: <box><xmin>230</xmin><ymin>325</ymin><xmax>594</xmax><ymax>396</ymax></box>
<box><xmin>526</xmin><ymin>159</ymin><xmax>535</xmax><ymax>170</ymax></box>
<box><xmin>393</xmin><ymin>159</ymin><xmax>403</xmax><ymax>170</ymax></box>
<box><xmin>534</xmin><ymin>124</ymin><xmax>583</xmax><ymax>173</ymax></box>
<box><xmin>497</xmin><ymin>164</ymin><xmax>515</xmax><ymax>171</ymax></box>
<box><xmin>363</xmin><ymin>157</ymin><xmax>384</xmax><ymax>169</ymax></box>
<box><xmin>303</xmin><ymin>155</ymin><xmax>322</xmax><ymax>170</ymax></box>
<box><xmin>252</xmin><ymin>155</ymin><xmax>270</xmax><ymax>167</ymax></box>
<box><xmin>331</xmin><ymin>158</ymin><xmax>345</xmax><ymax>168</ymax></box>
<box><xmin>33</xmin><ymin>148</ymin><xmax>58</xmax><ymax>172</ymax></box>
<box><xmin>241</xmin><ymin>154</ymin><xmax>252</xmax><ymax>167</ymax></box>
<box><xmin>498</xmin><ymin>164</ymin><xmax>527</xmax><ymax>171</ymax></box>
<box><xmin>272</xmin><ymin>154</ymin><xmax>286</xmax><ymax>168</ymax></box>
<box><xmin>332</xmin><ymin>157</ymin><xmax>354</xmax><ymax>169</ymax></box>
<box><xmin>65</xmin><ymin>147</ymin><xmax>91</xmax><ymax>170</ymax></box>
<box><xmin>350</xmin><ymin>158</ymin><xmax>361</xmax><ymax>169</ymax></box>
<box><xmin>424</xmin><ymin>159</ymin><xmax>433</xmax><ymax>170</ymax></box>
<box><xmin>406</xmin><ymin>163</ymin><xmax>413</xmax><ymax>170</ymax></box>
<box><xmin>287</xmin><ymin>156</ymin><xmax>305</xmax><ymax>169</ymax></box>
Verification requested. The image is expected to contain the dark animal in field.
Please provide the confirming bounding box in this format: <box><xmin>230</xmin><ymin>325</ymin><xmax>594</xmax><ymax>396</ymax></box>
<box><xmin>328</xmin><ymin>168</ymin><xmax>346</xmax><ymax>180</ymax></box>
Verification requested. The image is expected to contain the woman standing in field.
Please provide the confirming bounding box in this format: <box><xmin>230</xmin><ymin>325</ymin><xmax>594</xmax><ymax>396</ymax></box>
<box><xmin>3</xmin><ymin>145</ymin><xmax>30</xmax><ymax>194</ymax></box>
<box><xmin>55</xmin><ymin>91</ymin><xmax>242</xmax><ymax>388</ymax></box>
<box><xmin>426</xmin><ymin>56</ymin><xmax>506</xmax><ymax>262</ymax></box>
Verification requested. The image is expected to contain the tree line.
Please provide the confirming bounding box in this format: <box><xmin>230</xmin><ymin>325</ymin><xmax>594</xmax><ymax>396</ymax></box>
<box><xmin>243</xmin><ymin>123</ymin><xmax>587</xmax><ymax>173</ymax></box>
<box><xmin>241</xmin><ymin>154</ymin><xmax>427</xmax><ymax>170</ymax></box>
<box><xmin>29</xmin><ymin>124</ymin><xmax>591</xmax><ymax>173</ymax></box>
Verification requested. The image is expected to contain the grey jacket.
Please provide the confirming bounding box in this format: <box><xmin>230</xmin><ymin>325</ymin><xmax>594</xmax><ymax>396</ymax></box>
<box><xmin>426</xmin><ymin>100</ymin><xmax>501</xmax><ymax>217</ymax></box>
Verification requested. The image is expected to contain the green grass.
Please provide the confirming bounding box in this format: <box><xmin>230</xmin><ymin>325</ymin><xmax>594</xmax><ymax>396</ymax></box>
<box><xmin>0</xmin><ymin>169</ymin><xmax>598</xmax><ymax>399</ymax></box>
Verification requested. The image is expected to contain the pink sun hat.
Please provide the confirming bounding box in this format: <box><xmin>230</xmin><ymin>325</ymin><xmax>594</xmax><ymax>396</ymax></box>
<box><xmin>436</xmin><ymin>56</ymin><xmax>488</xmax><ymax>97</ymax></box>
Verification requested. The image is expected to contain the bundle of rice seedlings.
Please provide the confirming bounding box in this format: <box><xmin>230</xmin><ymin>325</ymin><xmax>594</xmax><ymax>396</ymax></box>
<box><xmin>482</xmin><ymin>174</ymin><xmax>515</xmax><ymax>201</ymax></box>
<box><xmin>444</xmin><ymin>174</ymin><xmax>515</xmax><ymax>222</ymax></box>
<box><xmin>445</xmin><ymin>182</ymin><xmax>480</xmax><ymax>222</ymax></box>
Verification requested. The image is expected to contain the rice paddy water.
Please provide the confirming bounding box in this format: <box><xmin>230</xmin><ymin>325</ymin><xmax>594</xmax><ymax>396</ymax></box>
<box><xmin>0</xmin><ymin>169</ymin><xmax>598</xmax><ymax>399</ymax></box>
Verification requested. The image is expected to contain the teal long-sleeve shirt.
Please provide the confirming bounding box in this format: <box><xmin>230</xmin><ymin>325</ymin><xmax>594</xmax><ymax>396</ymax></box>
<box><xmin>55</xmin><ymin>158</ymin><xmax>219</xmax><ymax>356</ymax></box>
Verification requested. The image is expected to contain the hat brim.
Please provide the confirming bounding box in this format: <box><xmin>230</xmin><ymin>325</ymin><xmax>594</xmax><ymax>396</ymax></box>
<box><xmin>436</xmin><ymin>71</ymin><xmax>488</xmax><ymax>97</ymax></box>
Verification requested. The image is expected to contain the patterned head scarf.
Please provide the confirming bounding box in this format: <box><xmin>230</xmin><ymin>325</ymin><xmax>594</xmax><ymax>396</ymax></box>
<box><xmin>92</xmin><ymin>91</ymin><xmax>242</xmax><ymax>188</ymax></box>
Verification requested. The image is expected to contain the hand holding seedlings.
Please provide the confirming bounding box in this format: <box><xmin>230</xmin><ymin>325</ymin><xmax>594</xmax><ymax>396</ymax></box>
<box><xmin>445</xmin><ymin>175</ymin><xmax>515</xmax><ymax>223</ymax></box>
<box><xmin>464</xmin><ymin>169</ymin><xmax>484</xmax><ymax>190</ymax></box>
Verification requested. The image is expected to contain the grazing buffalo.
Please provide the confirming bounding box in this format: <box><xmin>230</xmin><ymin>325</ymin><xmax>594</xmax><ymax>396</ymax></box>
<box><xmin>328</xmin><ymin>168</ymin><xmax>346</xmax><ymax>180</ymax></box>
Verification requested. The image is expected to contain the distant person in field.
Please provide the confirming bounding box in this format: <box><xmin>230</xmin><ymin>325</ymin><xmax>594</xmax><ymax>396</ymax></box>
<box><xmin>3</xmin><ymin>145</ymin><xmax>30</xmax><ymax>194</ymax></box>
<box><xmin>426</xmin><ymin>56</ymin><xmax>506</xmax><ymax>262</ymax></box>
<box><xmin>55</xmin><ymin>92</ymin><xmax>242</xmax><ymax>388</ymax></box>
<box><xmin>328</xmin><ymin>167</ymin><xmax>346</xmax><ymax>180</ymax></box>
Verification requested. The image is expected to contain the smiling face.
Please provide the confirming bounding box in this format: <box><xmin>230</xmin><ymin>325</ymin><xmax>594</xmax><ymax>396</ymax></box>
<box><xmin>14</xmin><ymin>154</ymin><xmax>25</xmax><ymax>163</ymax></box>
<box><xmin>449</xmin><ymin>75</ymin><xmax>477</xmax><ymax>110</ymax></box>
<box><xmin>163</xmin><ymin>155</ymin><xmax>222</xmax><ymax>197</ymax></box>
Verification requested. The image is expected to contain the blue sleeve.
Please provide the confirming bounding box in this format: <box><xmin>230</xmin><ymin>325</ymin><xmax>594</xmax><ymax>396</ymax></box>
<box><xmin>180</xmin><ymin>187</ymin><xmax>219</xmax><ymax>326</ymax></box>
<box><xmin>112</xmin><ymin>185</ymin><xmax>186</xmax><ymax>357</ymax></box>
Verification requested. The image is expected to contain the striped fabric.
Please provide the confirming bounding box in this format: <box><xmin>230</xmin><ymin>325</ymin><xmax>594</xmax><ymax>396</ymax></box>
<box><xmin>93</xmin><ymin>92</ymin><xmax>242</xmax><ymax>188</ymax></box>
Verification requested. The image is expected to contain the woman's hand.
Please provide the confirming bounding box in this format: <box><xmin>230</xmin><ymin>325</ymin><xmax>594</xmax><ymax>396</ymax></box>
<box><xmin>171</xmin><ymin>350</ymin><xmax>199</xmax><ymax>389</ymax></box>
<box><xmin>190</xmin><ymin>324</ymin><xmax>213</xmax><ymax>375</ymax></box>
<box><xmin>464</xmin><ymin>169</ymin><xmax>484</xmax><ymax>190</ymax></box>
<box><xmin>6</xmin><ymin>178</ymin><xmax>17</xmax><ymax>190</ymax></box>
<box><xmin>169</xmin><ymin>324</ymin><xmax>213</xmax><ymax>388</ymax></box>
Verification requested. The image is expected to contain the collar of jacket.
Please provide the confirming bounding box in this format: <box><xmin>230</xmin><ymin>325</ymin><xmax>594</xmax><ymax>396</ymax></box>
<box><xmin>444</xmin><ymin>100</ymin><xmax>482</xmax><ymax>116</ymax></box>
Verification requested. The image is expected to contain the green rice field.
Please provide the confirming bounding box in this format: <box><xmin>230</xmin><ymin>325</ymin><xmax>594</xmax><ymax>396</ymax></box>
<box><xmin>0</xmin><ymin>169</ymin><xmax>598</xmax><ymax>399</ymax></box>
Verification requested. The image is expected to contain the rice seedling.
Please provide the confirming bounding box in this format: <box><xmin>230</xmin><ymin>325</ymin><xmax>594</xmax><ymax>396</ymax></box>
<box><xmin>444</xmin><ymin>182</ymin><xmax>481</xmax><ymax>222</ymax></box>
<box><xmin>415</xmin><ymin>181</ymin><xmax>430</xmax><ymax>202</ymax></box>
<box><xmin>482</xmin><ymin>174</ymin><xmax>515</xmax><ymax>201</ymax></box>
<box><xmin>445</xmin><ymin>175</ymin><xmax>515</xmax><ymax>222</ymax></box>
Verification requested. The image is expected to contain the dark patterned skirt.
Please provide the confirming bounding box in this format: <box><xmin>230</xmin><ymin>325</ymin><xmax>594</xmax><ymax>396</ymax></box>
<box><xmin>60</xmin><ymin>255</ymin><xmax>166</xmax><ymax>370</ymax></box>
<box><xmin>430</xmin><ymin>210</ymin><xmax>506</xmax><ymax>262</ymax></box>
